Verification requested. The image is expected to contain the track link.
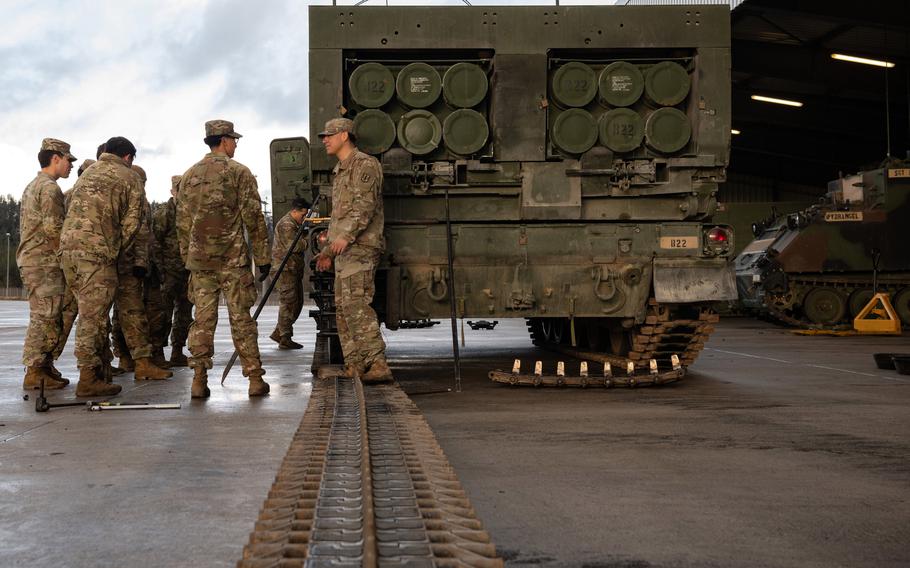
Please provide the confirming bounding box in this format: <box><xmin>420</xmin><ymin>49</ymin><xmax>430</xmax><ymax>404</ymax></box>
<box><xmin>239</xmin><ymin>377</ymin><xmax>502</xmax><ymax>567</ymax></box>
<box><xmin>528</xmin><ymin>298</ymin><xmax>720</xmax><ymax>386</ymax></box>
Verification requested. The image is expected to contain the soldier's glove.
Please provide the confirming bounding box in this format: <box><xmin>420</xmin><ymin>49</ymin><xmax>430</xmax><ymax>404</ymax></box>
<box><xmin>257</xmin><ymin>264</ymin><xmax>272</xmax><ymax>282</ymax></box>
<box><xmin>132</xmin><ymin>266</ymin><xmax>148</xmax><ymax>279</ymax></box>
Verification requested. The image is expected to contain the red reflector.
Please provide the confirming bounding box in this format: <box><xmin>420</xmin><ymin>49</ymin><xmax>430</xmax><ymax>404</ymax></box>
<box><xmin>707</xmin><ymin>227</ymin><xmax>729</xmax><ymax>243</ymax></box>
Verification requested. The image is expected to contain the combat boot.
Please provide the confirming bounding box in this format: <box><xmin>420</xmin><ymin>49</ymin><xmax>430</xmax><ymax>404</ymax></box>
<box><xmin>269</xmin><ymin>329</ymin><xmax>282</xmax><ymax>344</ymax></box>
<box><xmin>248</xmin><ymin>372</ymin><xmax>270</xmax><ymax>397</ymax></box>
<box><xmin>134</xmin><ymin>358</ymin><xmax>173</xmax><ymax>380</ymax></box>
<box><xmin>75</xmin><ymin>368</ymin><xmax>122</xmax><ymax>397</ymax></box>
<box><xmin>151</xmin><ymin>348</ymin><xmax>172</xmax><ymax>369</ymax></box>
<box><xmin>119</xmin><ymin>355</ymin><xmax>135</xmax><ymax>372</ymax></box>
<box><xmin>46</xmin><ymin>363</ymin><xmax>70</xmax><ymax>385</ymax></box>
<box><xmin>169</xmin><ymin>346</ymin><xmax>189</xmax><ymax>367</ymax></box>
<box><xmin>191</xmin><ymin>368</ymin><xmax>210</xmax><ymax>399</ymax></box>
<box><xmin>22</xmin><ymin>366</ymin><xmax>67</xmax><ymax>390</ymax></box>
<box><xmin>362</xmin><ymin>357</ymin><xmax>394</xmax><ymax>384</ymax></box>
<box><xmin>278</xmin><ymin>336</ymin><xmax>303</xmax><ymax>350</ymax></box>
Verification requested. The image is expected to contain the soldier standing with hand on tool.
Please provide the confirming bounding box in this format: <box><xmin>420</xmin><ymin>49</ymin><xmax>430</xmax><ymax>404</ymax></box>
<box><xmin>18</xmin><ymin>138</ymin><xmax>76</xmax><ymax>391</ymax></box>
<box><xmin>176</xmin><ymin>120</ymin><xmax>271</xmax><ymax>399</ymax></box>
<box><xmin>315</xmin><ymin>118</ymin><xmax>393</xmax><ymax>383</ymax></box>
<box><xmin>269</xmin><ymin>197</ymin><xmax>311</xmax><ymax>350</ymax></box>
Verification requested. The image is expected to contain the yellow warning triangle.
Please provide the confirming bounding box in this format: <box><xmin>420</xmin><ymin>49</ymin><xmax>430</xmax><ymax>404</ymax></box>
<box><xmin>853</xmin><ymin>292</ymin><xmax>902</xmax><ymax>335</ymax></box>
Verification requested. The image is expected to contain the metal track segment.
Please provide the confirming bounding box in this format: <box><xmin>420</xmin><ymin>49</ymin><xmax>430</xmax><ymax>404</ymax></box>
<box><xmin>489</xmin><ymin>368</ymin><xmax>685</xmax><ymax>388</ymax></box>
<box><xmin>528</xmin><ymin>302</ymin><xmax>719</xmax><ymax>373</ymax></box>
<box><xmin>239</xmin><ymin>378</ymin><xmax>502</xmax><ymax>568</ymax></box>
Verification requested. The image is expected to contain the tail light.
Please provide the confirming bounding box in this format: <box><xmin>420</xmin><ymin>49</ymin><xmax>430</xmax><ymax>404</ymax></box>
<box><xmin>707</xmin><ymin>227</ymin><xmax>730</xmax><ymax>243</ymax></box>
<box><xmin>704</xmin><ymin>226</ymin><xmax>732</xmax><ymax>256</ymax></box>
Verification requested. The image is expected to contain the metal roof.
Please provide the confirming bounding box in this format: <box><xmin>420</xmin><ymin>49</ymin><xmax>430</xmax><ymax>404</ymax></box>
<box><xmin>730</xmin><ymin>0</ymin><xmax>910</xmax><ymax>184</ymax></box>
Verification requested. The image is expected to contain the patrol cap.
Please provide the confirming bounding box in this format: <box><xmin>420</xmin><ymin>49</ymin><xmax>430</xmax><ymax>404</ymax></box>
<box><xmin>318</xmin><ymin>118</ymin><xmax>354</xmax><ymax>138</ymax></box>
<box><xmin>205</xmin><ymin>119</ymin><xmax>242</xmax><ymax>138</ymax></box>
<box><xmin>41</xmin><ymin>138</ymin><xmax>77</xmax><ymax>162</ymax></box>
<box><xmin>171</xmin><ymin>175</ymin><xmax>182</xmax><ymax>190</ymax></box>
<box><xmin>77</xmin><ymin>159</ymin><xmax>95</xmax><ymax>176</ymax></box>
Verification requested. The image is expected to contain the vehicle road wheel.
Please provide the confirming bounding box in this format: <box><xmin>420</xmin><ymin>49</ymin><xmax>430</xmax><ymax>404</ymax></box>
<box><xmin>848</xmin><ymin>289</ymin><xmax>874</xmax><ymax>318</ymax></box>
<box><xmin>891</xmin><ymin>288</ymin><xmax>910</xmax><ymax>326</ymax></box>
<box><xmin>803</xmin><ymin>287</ymin><xmax>846</xmax><ymax>325</ymax></box>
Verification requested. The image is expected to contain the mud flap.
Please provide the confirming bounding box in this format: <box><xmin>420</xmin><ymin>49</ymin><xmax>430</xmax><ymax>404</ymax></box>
<box><xmin>653</xmin><ymin>259</ymin><xmax>738</xmax><ymax>303</ymax></box>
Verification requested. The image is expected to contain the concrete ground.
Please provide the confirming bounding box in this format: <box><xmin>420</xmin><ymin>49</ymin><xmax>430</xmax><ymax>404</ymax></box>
<box><xmin>1</xmin><ymin>303</ymin><xmax>909</xmax><ymax>567</ymax></box>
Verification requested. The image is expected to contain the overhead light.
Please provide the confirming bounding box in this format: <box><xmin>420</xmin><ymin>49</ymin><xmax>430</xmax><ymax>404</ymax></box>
<box><xmin>731</xmin><ymin>129</ymin><xmax>741</xmax><ymax>135</ymax></box>
<box><xmin>751</xmin><ymin>95</ymin><xmax>803</xmax><ymax>108</ymax></box>
<box><xmin>831</xmin><ymin>53</ymin><xmax>895</xmax><ymax>68</ymax></box>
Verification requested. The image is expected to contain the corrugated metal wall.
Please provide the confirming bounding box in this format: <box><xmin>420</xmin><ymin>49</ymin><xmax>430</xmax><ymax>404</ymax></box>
<box><xmin>719</xmin><ymin>172</ymin><xmax>823</xmax><ymax>203</ymax></box>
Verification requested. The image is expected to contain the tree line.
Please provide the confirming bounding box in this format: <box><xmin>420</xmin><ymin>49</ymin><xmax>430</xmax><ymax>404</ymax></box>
<box><xmin>0</xmin><ymin>195</ymin><xmax>272</xmax><ymax>293</ymax></box>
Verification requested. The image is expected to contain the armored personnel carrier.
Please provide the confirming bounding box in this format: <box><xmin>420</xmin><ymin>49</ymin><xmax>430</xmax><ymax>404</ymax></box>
<box><xmin>271</xmin><ymin>4</ymin><xmax>736</xmax><ymax>371</ymax></box>
<box><xmin>735</xmin><ymin>159</ymin><xmax>910</xmax><ymax>329</ymax></box>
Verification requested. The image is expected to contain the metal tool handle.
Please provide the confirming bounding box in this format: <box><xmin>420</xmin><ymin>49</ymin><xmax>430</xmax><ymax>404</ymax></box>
<box><xmin>89</xmin><ymin>403</ymin><xmax>181</xmax><ymax>411</ymax></box>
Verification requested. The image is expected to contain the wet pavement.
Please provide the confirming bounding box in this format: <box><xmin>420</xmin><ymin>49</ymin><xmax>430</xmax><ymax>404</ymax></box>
<box><xmin>1</xmin><ymin>302</ymin><xmax>909</xmax><ymax>567</ymax></box>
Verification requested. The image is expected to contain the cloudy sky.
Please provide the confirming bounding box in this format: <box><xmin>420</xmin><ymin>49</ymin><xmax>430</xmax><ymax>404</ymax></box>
<box><xmin>1</xmin><ymin>0</ymin><xmax>613</xmax><ymax>205</ymax></box>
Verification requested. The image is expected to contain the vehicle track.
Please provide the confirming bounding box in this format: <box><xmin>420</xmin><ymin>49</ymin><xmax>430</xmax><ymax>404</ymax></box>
<box><xmin>239</xmin><ymin>376</ymin><xmax>502</xmax><ymax>567</ymax></box>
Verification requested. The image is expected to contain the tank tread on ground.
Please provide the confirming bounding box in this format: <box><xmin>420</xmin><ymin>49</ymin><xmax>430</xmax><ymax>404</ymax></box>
<box><xmin>238</xmin><ymin>376</ymin><xmax>502</xmax><ymax>567</ymax></box>
<box><xmin>527</xmin><ymin>299</ymin><xmax>718</xmax><ymax>369</ymax></box>
<box><xmin>272</xmin><ymin>5</ymin><xmax>737</xmax><ymax>372</ymax></box>
<box><xmin>735</xmin><ymin>160</ymin><xmax>910</xmax><ymax>331</ymax></box>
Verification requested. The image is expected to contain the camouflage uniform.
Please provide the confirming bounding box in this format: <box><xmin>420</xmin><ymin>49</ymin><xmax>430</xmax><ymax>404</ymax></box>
<box><xmin>176</xmin><ymin>122</ymin><xmax>270</xmax><ymax>378</ymax></box>
<box><xmin>152</xmin><ymin>190</ymin><xmax>192</xmax><ymax>353</ymax></box>
<box><xmin>110</xmin><ymin>194</ymin><xmax>153</xmax><ymax>362</ymax></box>
<box><xmin>54</xmin><ymin>160</ymin><xmax>115</xmax><ymax>371</ymax></box>
<box><xmin>60</xmin><ymin>153</ymin><xmax>143</xmax><ymax>370</ymax></box>
<box><xmin>17</xmin><ymin>139</ymin><xmax>75</xmax><ymax>369</ymax></box>
<box><xmin>325</xmin><ymin>144</ymin><xmax>386</xmax><ymax>372</ymax></box>
<box><xmin>271</xmin><ymin>211</ymin><xmax>308</xmax><ymax>340</ymax></box>
<box><xmin>55</xmin><ymin>183</ymin><xmax>80</xmax><ymax>362</ymax></box>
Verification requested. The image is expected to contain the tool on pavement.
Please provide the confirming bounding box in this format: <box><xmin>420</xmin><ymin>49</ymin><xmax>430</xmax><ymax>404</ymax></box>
<box><xmin>88</xmin><ymin>402</ymin><xmax>181</xmax><ymax>411</ymax></box>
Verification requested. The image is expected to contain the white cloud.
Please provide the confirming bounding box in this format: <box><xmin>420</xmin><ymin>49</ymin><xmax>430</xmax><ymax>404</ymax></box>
<box><xmin>1</xmin><ymin>0</ymin><xmax>309</xmax><ymax>206</ymax></box>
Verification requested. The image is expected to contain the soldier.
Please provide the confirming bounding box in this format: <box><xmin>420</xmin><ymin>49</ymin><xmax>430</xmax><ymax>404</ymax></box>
<box><xmin>109</xmin><ymin>165</ymin><xmax>173</xmax><ymax>379</ymax></box>
<box><xmin>269</xmin><ymin>197</ymin><xmax>311</xmax><ymax>349</ymax></box>
<box><xmin>18</xmin><ymin>138</ymin><xmax>76</xmax><ymax>390</ymax></box>
<box><xmin>60</xmin><ymin>136</ymin><xmax>145</xmax><ymax>397</ymax></box>
<box><xmin>52</xmin><ymin>159</ymin><xmax>95</xmax><ymax>371</ymax></box>
<box><xmin>176</xmin><ymin>120</ymin><xmax>271</xmax><ymax>398</ymax></box>
<box><xmin>152</xmin><ymin>175</ymin><xmax>192</xmax><ymax>366</ymax></box>
<box><xmin>314</xmin><ymin>118</ymin><xmax>393</xmax><ymax>383</ymax></box>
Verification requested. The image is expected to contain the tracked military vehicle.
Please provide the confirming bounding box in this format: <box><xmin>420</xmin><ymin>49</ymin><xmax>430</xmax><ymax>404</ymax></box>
<box><xmin>271</xmin><ymin>4</ymin><xmax>736</xmax><ymax>371</ymax></box>
<box><xmin>735</xmin><ymin>159</ymin><xmax>910</xmax><ymax>329</ymax></box>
